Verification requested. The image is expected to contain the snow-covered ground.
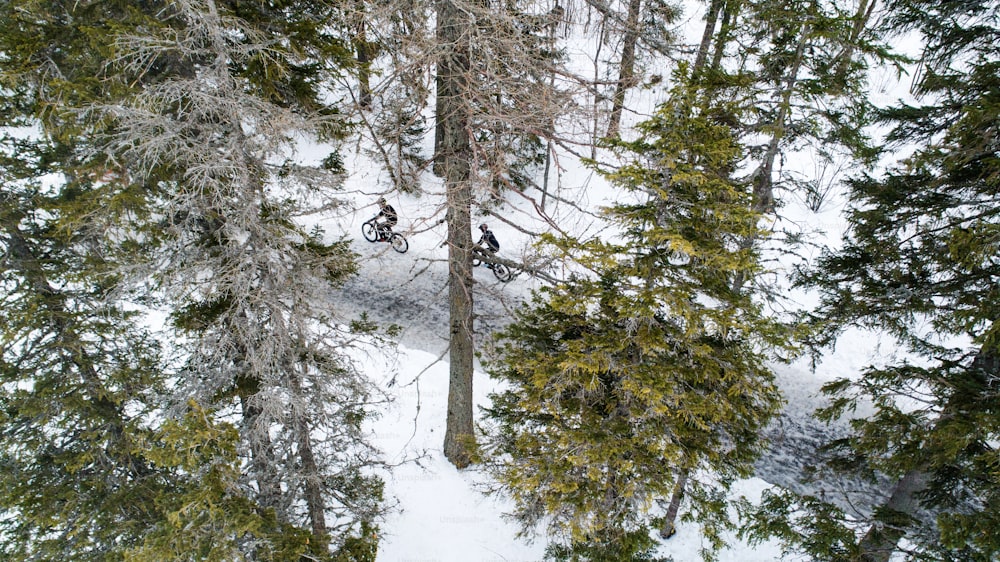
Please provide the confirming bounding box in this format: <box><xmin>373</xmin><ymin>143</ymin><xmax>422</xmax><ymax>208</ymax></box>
<box><xmin>368</xmin><ymin>346</ymin><xmax>790</xmax><ymax>562</ymax></box>
<box><xmin>302</xmin><ymin>22</ymin><xmax>917</xmax><ymax>550</ymax></box>
<box><xmin>320</xmin><ymin>179</ymin><xmax>890</xmax><ymax>560</ymax></box>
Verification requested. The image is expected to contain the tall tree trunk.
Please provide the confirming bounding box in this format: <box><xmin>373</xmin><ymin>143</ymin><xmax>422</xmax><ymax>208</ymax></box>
<box><xmin>659</xmin><ymin>466</ymin><xmax>689</xmax><ymax>538</ymax></box>
<box><xmin>708</xmin><ymin>0</ymin><xmax>736</xmax><ymax>73</ymax></box>
<box><xmin>541</xmin><ymin>7</ymin><xmax>559</xmax><ymax>210</ymax></box>
<box><xmin>657</xmin><ymin>0</ymin><xmax>738</xmax><ymax>521</ymax></box>
<box><xmin>754</xmin><ymin>20</ymin><xmax>809</xmax><ymax>214</ymax></box>
<box><xmin>606</xmin><ymin>0</ymin><xmax>642</xmax><ymax>138</ymax></box>
<box><xmin>591</xmin><ymin>18</ymin><xmax>606</xmax><ymax>157</ymax></box>
<box><xmin>289</xmin><ymin>367</ymin><xmax>328</xmax><ymax>546</ymax></box>
<box><xmin>859</xmin><ymin>336</ymin><xmax>999</xmax><ymax>560</ymax></box>
<box><xmin>833</xmin><ymin>0</ymin><xmax>877</xmax><ymax>86</ymax></box>
<box><xmin>355</xmin><ymin>22</ymin><xmax>373</xmax><ymax>108</ymax></box>
<box><xmin>693</xmin><ymin>0</ymin><xmax>725</xmax><ymax>75</ymax></box>
<box><xmin>437</xmin><ymin>0</ymin><xmax>476</xmax><ymax>469</ymax></box>
<box><xmin>858</xmin><ymin>469</ymin><xmax>930</xmax><ymax>562</ymax></box>
<box><xmin>239</xmin><ymin>394</ymin><xmax>283</xmax><ymax>511</ymax></box>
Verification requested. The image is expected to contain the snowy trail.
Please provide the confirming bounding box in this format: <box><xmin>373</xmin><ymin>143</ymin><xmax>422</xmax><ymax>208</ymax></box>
<box><xmin>335</xmin><ymin>236</ymin><xmax>887</xmax><ymax>519</ymax></box>
<box><xmin>336</xmin><ymin>237</ymin><xmax>531</xmax><ymax>358</ymax></box>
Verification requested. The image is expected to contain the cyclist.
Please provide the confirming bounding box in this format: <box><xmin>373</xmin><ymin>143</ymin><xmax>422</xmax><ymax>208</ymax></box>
<box><xmin>476</xmin><ymin>223</ymin><xmax>500</xmax><ymax>263</ymax></box>
<box><xmin>372</xmin><ymin>197</ymin><xmax>398</xmax><ymax>241</ymax></box>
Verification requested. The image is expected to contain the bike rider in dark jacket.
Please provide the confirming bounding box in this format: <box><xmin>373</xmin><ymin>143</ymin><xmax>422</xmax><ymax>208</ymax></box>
<box><xmin>476</xmin><ymin>223</ymin><xmax>499</xmax><ymax>258</ymax></box>
<box><xmin>373</xmin><ymin>197</ymin><xmax>398</xmax><ymax>240</ymax></box>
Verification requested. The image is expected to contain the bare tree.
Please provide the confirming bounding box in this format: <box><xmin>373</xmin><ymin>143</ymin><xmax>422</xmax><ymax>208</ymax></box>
<box><xmin>96</xmin><ymin>0</ymin><xmax>385</xmax><ymax>553</ymax></box>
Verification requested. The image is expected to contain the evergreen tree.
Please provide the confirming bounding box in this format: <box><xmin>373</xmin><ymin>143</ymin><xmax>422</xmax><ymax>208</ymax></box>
<box><xmin>0</xmin><ymin>134</ymin><xmax>173</xmax><ymax>562</ymax></box>
<box><xmin>125</xmin><ymin>403</ymin><xmax>318</xmax><ymax>562</ymax></box>
<box><xmin>0</xmin><ymin>1</ymin><xmax>184</xmax><ymax>558</ymax></box>
<box><xmin>481</xmin><ymin>75</ymin><xmax>791</xmax><ymax>561</ymax></box>
<box><xmin>2</xmin><ymin>0</ymin><xmax>385</xmax><ymax>558</ymax></box>
<box><xmin>745</xmin><ymin>1</ymin><xmax>1000</xmax><ymax>559</ymax></box>
<box><xmin>737</xmin><ymin>0</ymin><xmax>886</xmax><ymax>213</ymax></box>
<box><xmin>686</xmin><ymin>0</ymin><xmax>897</xmax><ymax>218</ymax></box>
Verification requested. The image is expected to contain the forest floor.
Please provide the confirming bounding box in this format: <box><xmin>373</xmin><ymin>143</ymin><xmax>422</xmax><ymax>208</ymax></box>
<box><xmin>336</xmin><ymin>229</ymin><xmax>890</xmax><ymax>526</ymax></box>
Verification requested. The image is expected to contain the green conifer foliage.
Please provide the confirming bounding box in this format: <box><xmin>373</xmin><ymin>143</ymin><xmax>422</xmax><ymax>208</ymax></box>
<box><xmin>690</xmin><ymin>0</ymin><xmax>900</xmax><ymax>217</ymax></box>
<box><xmin>745</xmin><ymin>1</ymin><xmax>1000</xmax><ymax>559</ymax></box>
<box><xmin>0</xmin><ymin>131</ymin><xmax>171</xmax><ymax>561</ymax></box>
<box><xmin>0</xmin><ymin>1</ymin><xmax>179</xmax><ymax>555</ymax></box>
<box><xmin>481</xmin><ymin>77</ymin><xmax>790</xmax><ymax>561</ymax></box>
<box><xmin>1</xmin><ymin>0</ymin><xmax>383</xmax><ymax>559</ymax></box>
<box><xmin>126</xmin><ymin>402</ymin><xmax>315</xmax><ymax>562</ymax></box>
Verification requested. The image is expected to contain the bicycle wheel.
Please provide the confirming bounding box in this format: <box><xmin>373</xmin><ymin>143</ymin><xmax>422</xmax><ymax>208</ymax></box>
<box><xmin>361</xmin><ymin>221</ymin><xmax>378</xmax><ymax>242</ymax></box>
<box><xmin>390</xmin><ymin>233</ymin><xmax>408</xmax><ymax>253</ymax></box>
<box><xmin>471</xmin><ymin>256</ymin><xmax>482</xmax><ymax>267</ymax></box>
<box><xmin>492</xmin><ymin>263</ymin><xmax>513</xmax><ymax>282</ymax></box>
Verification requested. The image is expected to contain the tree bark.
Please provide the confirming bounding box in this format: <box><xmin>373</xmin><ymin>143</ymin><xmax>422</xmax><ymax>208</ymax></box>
<box><xmin>859</xmin><ymin>336</ymin><xmax>999</xmax><ymax>561</ymax></box>
<box><xmin>606</xmin><ymin>0</ymin><xmax>642</xmax><ymax>138</ymax></box>
<box><xmin>708</xmin><ymin>0</ymin><xmax>736</xmax><ymax>74</ymax></box>
<box><xmin>289</xmin><ymin>367</ymin><xmax>328</xmax><ymax>545</ymax></box>
<box><xmin>754</xmin><ymin>20</ymin><xmax>809</xmax><ymax>214</ymax></box>
<box><xmin>858</xmin><ymin>469</ymin><xmax>930</xmax><ymax>562</ymax></box>
<box><xmin>437</xmin><ymin>0</ymin><xmax>476</xmax><ymax>468</ymax></box>
<box><xmin>833</xmin><ymin>0</ymin><xmax>877</xmax><ymax>86</ymax></box>
<box><xmin>660</xmin><ymin>466</ymin><xmax>689</xmax><ymax>538</ymax></box>
<box><xmin>355</xmin><ymin>21</ymin><xmax>373</xmax><ymax>108</ymax></box>
<box><xmin>238</xmin><ymin>392</ymin><xmax>283</xmax><ymax>511</ymax></box>
<box><xmin>693</xmin><ymin>0</ymin><xmax>725</xmax><ymax>76</ymax></box>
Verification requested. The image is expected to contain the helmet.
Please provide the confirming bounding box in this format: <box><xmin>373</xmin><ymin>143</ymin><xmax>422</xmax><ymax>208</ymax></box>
<box><xmin>377</xmin><ymin>197</ymin><xmax>387</xmax><ymax>205</ymax></box>
<box><xmin>479</xmin><ymin>223</ymin><xmax>488</xmax><ymax>232</ymax></box>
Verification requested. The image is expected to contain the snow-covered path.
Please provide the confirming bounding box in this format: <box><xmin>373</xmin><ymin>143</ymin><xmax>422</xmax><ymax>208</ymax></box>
<box><xmin>336</xmin><ymin>234</ymin><xmax>888</xmax><ymax>522</ymax></box>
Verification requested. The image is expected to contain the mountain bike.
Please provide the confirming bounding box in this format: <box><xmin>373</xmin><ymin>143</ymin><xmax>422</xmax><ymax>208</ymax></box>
<box><xmin>362</xmin><ymin>219</ymin><xmax>408</xmax><ymax>253</ymax></box>
<box><xmin>472</xmin><ymin>251</ymin><xmax>514</xmax><ymax>282</ymax></box>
